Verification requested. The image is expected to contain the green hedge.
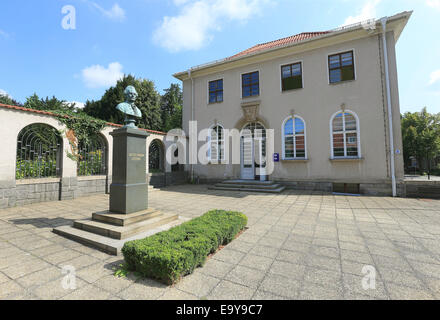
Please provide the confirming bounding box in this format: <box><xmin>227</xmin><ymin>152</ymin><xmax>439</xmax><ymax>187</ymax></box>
<box><xmin>121</xmin><ymin>210</ymin><xmax>248</xmax><ymax>284</ymax></box>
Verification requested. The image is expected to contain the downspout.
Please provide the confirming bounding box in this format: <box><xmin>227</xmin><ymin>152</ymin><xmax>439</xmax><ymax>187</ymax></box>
<box><xmin>188</xmin><ymin>69</ymin><xmax>195</xmax><ymax>182</ymax></box>
<box><xmin>380</xmin><ymin>17</ymin><xmax>397</xmax><ymax>197</ymax></box>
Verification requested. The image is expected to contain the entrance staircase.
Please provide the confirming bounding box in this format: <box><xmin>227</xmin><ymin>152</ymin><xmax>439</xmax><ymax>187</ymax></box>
<box><xmin>208</xmin><ymin>180</ymin><xmax>286</xmax><ymax>193</ymax></box>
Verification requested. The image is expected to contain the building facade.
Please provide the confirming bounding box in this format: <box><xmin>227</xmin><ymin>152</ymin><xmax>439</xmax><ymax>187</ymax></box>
<box><xmin>174</xmin><ymin>11</ymin><xmax>411</xmax><ymax>196</ymax></box>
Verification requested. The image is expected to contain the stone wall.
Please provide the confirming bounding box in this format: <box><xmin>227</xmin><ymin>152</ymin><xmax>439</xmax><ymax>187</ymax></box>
<box><xmin>149</xmin><ymin>172</ymin><xmax>189</xmax><ymax>188</ymax></box>
<box><xmin>0</xmin><ymin>179</ymin><xmax>60</xmax><ymax>209</ymax></box>
<box><xmin>403</xmin><ymin>180</ymin><xmax>440</xmax><ymax>199</ymax></box>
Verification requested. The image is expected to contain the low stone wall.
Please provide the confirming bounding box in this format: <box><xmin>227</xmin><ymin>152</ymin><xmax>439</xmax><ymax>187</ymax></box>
<box><xmin>0</xmin><ymin>179</ymin><xmax>60</xmax><ymax>209</ymax></box>
<box><xmin>403</xmin><ymin>180</ymin><xmax>440</xmax><ymax>199</ymax></box>
<box><xmin>200</xmin><ymin>176</ymin><xmax>405</xmax><ymax>197</ymax></box>
<box><xmin>168</xmin><ymin>171</ymin><xmax>189</xmax><ymax>185</ymax></box>
<box><xmin>0</xmin><ymin>176</ymin><xmax>110</xmax><ymax>209</ymax></box>
<box><xmin>0</xmin><ymin>172</ymin><xmax>190</xmax><ymax>209</ymax></box>
<box><xmin>149</xmin><ymin>171</ymin><xmax>189</xmax><ymax>188</ymax></box>
<box><xmin>280</xmin><ymin>181</ymin><xmax>332</xmax><ymax>192</ymax></box>
<box><xmin>148</xmin><ymin>173</ymin><xmax>166</xmax><ymax>188</ymax></box>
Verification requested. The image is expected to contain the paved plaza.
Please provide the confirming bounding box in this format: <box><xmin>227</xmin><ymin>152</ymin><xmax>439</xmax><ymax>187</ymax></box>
<box><xmin>1</xmin><ymin>185</ymin><xmax>440</xmax><ymax>300</ymax></box>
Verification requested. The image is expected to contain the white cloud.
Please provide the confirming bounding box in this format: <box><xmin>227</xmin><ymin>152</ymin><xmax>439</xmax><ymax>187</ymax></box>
<box><xmin>88</xmin><ymin>2</ymin><xmax>126</xmax><ymax>21</ymax></box>
<box><xmin>343</xmin><ymin>0</ymin><xmax>381</xmax><ymax>26</ymax></box>
<box><xmin>69</xmin><ymin>101</ymin><xmax>86</xmax><ymax>109</ymax></box>
<box><xmin>0</xmin><ymin>89</ymin><xmax>11</xmax><ymax>98</ymax></box>
<box><xmin>429</xmin><ymin>69</ymin><xmax>440</xmax><ymax>85</ymax></box>
<box><xmin>81</xmin><ymin>62</ymin><xmax>124</xmax><ymax>88</ymax></box>
<box><xmin>427</xmin><ymin>0</ymin><xmax>440</xmax><ymax>10</ymax></box>
<box><xmin>153</xmin><ymin>0</ymin><xmax>270</xmax><ymax>52</ymax></box>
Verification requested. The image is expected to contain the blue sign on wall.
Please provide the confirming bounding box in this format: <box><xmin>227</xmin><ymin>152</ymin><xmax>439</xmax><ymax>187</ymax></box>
<box><xmin>273</xmin><ymin>153</ymin><xmax>280</xmax><ymax>162</ymax></box>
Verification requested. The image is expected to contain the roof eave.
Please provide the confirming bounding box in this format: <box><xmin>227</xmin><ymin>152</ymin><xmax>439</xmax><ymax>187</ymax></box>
<box><xmin>173</xmin><ymin>10</ymin><xmax>412</xmax><ymax>81</ymax></box>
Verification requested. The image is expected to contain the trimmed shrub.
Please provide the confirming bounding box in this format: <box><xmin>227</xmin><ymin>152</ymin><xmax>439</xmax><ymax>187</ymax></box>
<box><xmin>122</xmin><ymin>210</ymin><xmax>247</xmax><ymax>284</ymax></box>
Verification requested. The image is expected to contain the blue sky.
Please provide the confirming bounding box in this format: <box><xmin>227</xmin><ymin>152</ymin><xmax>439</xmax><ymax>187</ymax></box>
<box><xmin>0</xmin><ymin>0</ymin><xmax>439</xmax><ymax>113</ymax></box>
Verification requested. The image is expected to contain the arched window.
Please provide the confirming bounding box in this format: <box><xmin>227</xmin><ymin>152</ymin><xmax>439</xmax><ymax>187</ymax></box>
<box><xmin>283</xmin><ymin>116</ymin><xmax>306</xmax><ymax>159</ymax></box>
<box><xmin>209</xmin><ymin>125</ymin><xmax>225</xmax><ymax>162</ymax></box>
<box><xmin>77</xmin><ymin>134</ymin><xmax>107</xmax><ymax>176</ymax></box>
<box><xmin>16</xmin><ymin>123</ymin><xmax>62</xmax><ymax>179</ymax></box>
<box><xmin>149</xmin><ymin>139</ymin><xmax>165</xmax><ymax>173</ymax></box>
<box><xmin>331</xmin><ymin>111</ymin><xmax>360</xmax><ymax>158</ymax></box>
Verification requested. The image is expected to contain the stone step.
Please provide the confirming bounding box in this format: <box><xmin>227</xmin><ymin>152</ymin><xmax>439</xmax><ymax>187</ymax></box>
<box><xmin>221</xmin><ymin>180</ymin><xmax>277</xmax><ymax>186</ymax></box>
<box><xmin>73</xmin><ymin>213</ymin><xmax>179</xmax><ymax>240</ymax></box>
<box><xmin>92</xmin><ymin>209</ymin><xmax>161</xmax><ymax>226</ymax></box>
<box><xmin>208</xmin><ymin>186</ymin><xmax>286</xmax><ymax>193</ymax></box>
<box><xmin>215</xmin><ymin>183</ymin><xmax>283</xmax><ymax>190</ymax></box>
<box><xmin>53</xmin><ymin>216</ymin><xmax>185</xmax><ymax>256</ymax></box>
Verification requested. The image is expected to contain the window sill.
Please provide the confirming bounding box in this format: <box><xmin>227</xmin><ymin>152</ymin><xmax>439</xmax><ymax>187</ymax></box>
<box><xmin>208</xmin><ymin>101</ymin><xmax>223</xmax><ymax>106</ymax></box>
<box><xmin>281</xmin><ymin>158</ymin><xmax>309</xmax><ymax>163</ymax></box>
<box><xmin>207</xmin><ymin>161</ymin><xmax>227</xmax><ymax>165</ymax></box>
<box><xmin>329</xmin><ymin>157</ymin><xmax>363</xmax><ymax>162</ymax></box>
<box><xmin>329</xmin><ymin>79</ymin><xmax>356</xmax><ymax>85</ymax></box>
<box><xmin>281</xmin><ymin>87</ymin><xmax>303</xmax><ymax>93</ymax></box>
<box><xmin>241</xmin><ymin>95</ymin><xmax>260</xmax><ymax>100</ymax></box>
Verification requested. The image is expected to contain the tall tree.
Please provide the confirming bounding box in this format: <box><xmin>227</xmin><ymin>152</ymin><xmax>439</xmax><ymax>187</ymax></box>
<box><xmin>23</xmin><ymin>93</ymin><xmax>76</xmax><ymax>112</ymax></box>
<box><xmin>401</xmin><ymin>107</ymin><xmax>440</xmax><ymax>177</ymax></box>
<box><xmin>83</xmin><ymin>75</ymin><xmax>162</xmax><ymax>131</ymax></box>
<box><xmin>0</xmin><ymin>93</ymin><xmax>22</xmax><ymax>106</ymax></box>
<box><xmin>160</xmin><ymin>83</ymin><xmax>183</xmax><ymax>132</ymax></box>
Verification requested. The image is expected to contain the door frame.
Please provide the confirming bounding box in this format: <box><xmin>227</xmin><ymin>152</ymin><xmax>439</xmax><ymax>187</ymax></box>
<box><xmin>240</xmin><ymin>122</ymin><xmax>267</xmax><ymax>180</ymax></box>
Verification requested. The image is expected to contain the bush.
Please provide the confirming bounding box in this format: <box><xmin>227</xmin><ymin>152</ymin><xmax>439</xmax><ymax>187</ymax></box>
<box><xmin>121</xmin><ymin>210</ymin><xmax>247</xmax><ymax>284</ymax></box>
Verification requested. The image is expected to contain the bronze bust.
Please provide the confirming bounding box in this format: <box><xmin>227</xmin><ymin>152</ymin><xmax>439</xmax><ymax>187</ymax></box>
<box><xmin>117</xmin><ymin>86</ymin><xmax>142</xmax><ymax>128</ymax></box>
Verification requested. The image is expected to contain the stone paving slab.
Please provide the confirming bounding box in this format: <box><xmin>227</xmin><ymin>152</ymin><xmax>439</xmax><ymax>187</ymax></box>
<box><xmin>1</xmin><ymin>185</ymin><xmax>440</xmax><ymax>300</ymax></box>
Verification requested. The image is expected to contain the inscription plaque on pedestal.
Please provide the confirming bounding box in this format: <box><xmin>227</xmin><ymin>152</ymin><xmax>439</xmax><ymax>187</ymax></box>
<box><xmin>109</xmin><ymin>127</ymin><xmax>149</xmax><ymax>214</ymax></box>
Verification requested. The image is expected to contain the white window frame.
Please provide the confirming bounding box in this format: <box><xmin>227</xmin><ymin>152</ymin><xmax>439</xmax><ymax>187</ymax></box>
<box><xmin>208</xmin><ymin>124</ymin><xmax>225</xmax><ymax>163</ymax></box>
<box><xmin>329</xmin><ymin>110</ymin><xmax>361</xmax><ymax>159</ymax></box>
<box><xmin>282</xmin><ymin>115</ymin><xmax>307</xmax><ymax>160</ymax></box>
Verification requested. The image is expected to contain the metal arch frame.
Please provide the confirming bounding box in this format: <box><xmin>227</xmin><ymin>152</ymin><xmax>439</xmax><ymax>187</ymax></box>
<box><xmin>77</xmin><ymin>133</ymin><xmax>108</xmax><ymax>177</ymax></box>
<box><xmin>16</xmin><ymin>123</ymin><xmax>62</xmax><ymax>179</ymax></box>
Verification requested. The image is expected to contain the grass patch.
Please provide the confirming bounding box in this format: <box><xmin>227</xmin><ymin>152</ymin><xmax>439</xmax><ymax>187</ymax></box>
<box><xmin>121</xmin><ymin>210</ymin><xmax>247</xmax><ymax>284</ymax></box>
<box><xmin>113</xmin><ymin>263</ymin><xmax>142</xmax><ymax>279</ymax></box>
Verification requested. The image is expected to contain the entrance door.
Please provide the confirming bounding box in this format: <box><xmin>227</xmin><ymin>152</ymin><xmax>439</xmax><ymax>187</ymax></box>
<box><xmin>240</xmin><ymin>122</ymin><xmax>266</xmax><ymax>180</ymax></box>
<box><xmin>240</xmin><ymin>133</ymin><xmax>254</xmax><ymax>180</ymax></box>
<box><xmin>255</xmin><ymin>137</ymin><xmax>267</xmax><ymax>181</ymax></box>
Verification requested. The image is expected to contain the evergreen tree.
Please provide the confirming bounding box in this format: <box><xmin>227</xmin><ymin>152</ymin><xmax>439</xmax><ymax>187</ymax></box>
<box><xmin>160</xmin><ymin>83</ymin><xmax>183</xmax><ymax>132</ymax></box>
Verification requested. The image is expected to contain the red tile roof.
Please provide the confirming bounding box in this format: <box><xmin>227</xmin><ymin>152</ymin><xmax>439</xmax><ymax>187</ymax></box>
<box><xmin>0</xmin><ymin>103</ymin><xmax>167</xmax><ymax>136</ymax></box>
<box><xmin>228</xmin><ymin>32</ymin><xmax>331</xmax><ymax>59</ymax></box>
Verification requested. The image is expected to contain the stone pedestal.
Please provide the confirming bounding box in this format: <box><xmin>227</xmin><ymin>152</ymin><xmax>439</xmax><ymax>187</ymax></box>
<box><xmin>109</xmin><ymin>127</ymin><xmax>150</xmax><ymax>214</ymax></box>
<box><xmin>53</xmin><ymin>126</ymin><xmax>184</xmax><ymax>255</ymax></box>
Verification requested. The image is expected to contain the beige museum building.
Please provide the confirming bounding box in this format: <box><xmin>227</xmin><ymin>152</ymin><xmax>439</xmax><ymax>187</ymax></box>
<box><xmin>174</xmin><ymin>11</ymin><xmax>412</xmax><ymax>197</ymax></box>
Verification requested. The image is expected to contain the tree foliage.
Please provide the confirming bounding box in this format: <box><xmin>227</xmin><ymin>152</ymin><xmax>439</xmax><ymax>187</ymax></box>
<box><xmin>83</xmin><ymin>75</ymin><xmax>163</xmax><ymax>131</ymax></box>
<box><xmin>0</xmin><ymin>93</ymin><xmax>22</xmax><ymax>106</ymax></box>
<box><xmin>160</xmin><ymin>83</ymin><xmax>183</xmax><ymax>132</ymax></box>
<box><xmin>2</xmin><ymin>76</ymin><xmax>183</xmax><ymax>134</ymax></box>
<box><xmin>23</xmin><ymin>93</ymin><xmax>76</xmax><ymax>112</ymax></box>
<box><xmin>401</xmin><ymin>107</ymin><xmax>440</xmax><ymax>174</ymax></box>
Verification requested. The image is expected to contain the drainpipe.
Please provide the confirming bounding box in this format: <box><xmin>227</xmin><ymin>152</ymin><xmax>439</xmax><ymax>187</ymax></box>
<box><xmin>188</xmin><ymin>69</ymin><xmax>195</xmax><ymax>182</ymax></box>
<box><xmin>381</xmin><ymin>17</ymin><xmax>397</xmax><ymax>197</ymax></box>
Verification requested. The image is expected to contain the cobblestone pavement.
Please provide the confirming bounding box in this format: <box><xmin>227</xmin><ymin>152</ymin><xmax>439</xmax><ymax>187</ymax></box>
<box><xmin>1</xmin><ymin>185</ymin><xmax>440</xmax><ymax>300</ymax></box>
